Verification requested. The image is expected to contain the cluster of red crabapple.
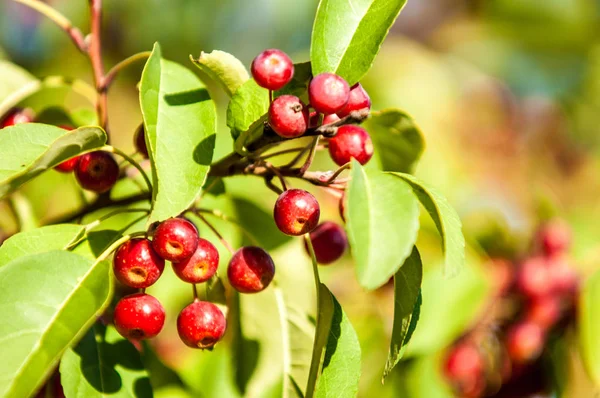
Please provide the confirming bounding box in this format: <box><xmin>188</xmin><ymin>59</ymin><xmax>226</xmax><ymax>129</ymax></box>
<box><xmin>18</xmin><ymin>48</ymin><xmax>372</xmax><ymax>349</ymax></box>
<box><xmin>443</xmin><ymin>220</ymin><xmax>579</xmax><ymax>397</ymax></box>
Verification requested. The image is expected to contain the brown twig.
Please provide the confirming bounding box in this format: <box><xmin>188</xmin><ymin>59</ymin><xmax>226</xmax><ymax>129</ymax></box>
<box><xmin>88</xmin><ymin>0</ymin><xmax>108</xmax><ymax>132</ymax></box>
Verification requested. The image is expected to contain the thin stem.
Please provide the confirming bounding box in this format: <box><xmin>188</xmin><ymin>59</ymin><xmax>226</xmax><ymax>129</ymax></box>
<box><xmin>103</xmin><ymin>145</ymin><xmax>153</xmax><ymax>193</ymax></box>
<box><xmin>195</xmin><ymin>212</ymin><xmax>235</xmax><ymax>254</ymax></box>
<box><xmin>325</xmin><ymin>162</ymin><xmax>351</xmax><ymax>183</ymax></box>
<box><xmin>299</xmin><ymin>137</ymin><xmax>320</xmax><ymax>175</ymax></box>
<box><xmin>192</xmin><ymin>284</ymin><xmax>199</xmax><ymax>301</ymax></box>
<box><xmin>259</xmin><ymin>147</ymin><xmax>307</xmax><ymax>161</ymax></box>
<box><xmin>280</xmin><ymin>142</ymin><xmax>314</xmax><ymax>169</ymax></box>
<box><xmin>103</xmin><ymin>51</ymin><xmax>152</xmax><ymax>90</ymax></box>
<box><xmin>264</xmin><ymin>162</ymin><xmax>288</xmax><ymax>191</ymax></box>
<box><xmin>265</xmin><ymin>177</ymin><xmax>284</xmax><ymax>195</ymax></box>
<box><xmin>84</xmin><ymin>208</ymin><xmax>150</xmax><ymax>232</ymax></box>
<box><xmin>12</xmin><ymin>0</ymin><xmax>87</xmax><ymax>52</ymax></box>
<box><xmin>88</xmin><ymin>0</ymin><xmax>108</xmax><ymax>132</ymax></box>
<box><xmin>197</xmin><ymin>208</ymin><xmax>261</xmax><ymax>246</ymax></box>
<box><xmin>305</xmin><ymin>233</ymin><xmax>322</xmax><ymax>396</ymax></box>
<box><xmin>95</xmin><ymin>231</ymin><xmax>145</xmax><ymax>263</ymax></box>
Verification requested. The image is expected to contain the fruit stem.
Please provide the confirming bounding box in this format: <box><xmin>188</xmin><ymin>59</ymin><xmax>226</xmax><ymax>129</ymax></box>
<box><xmin>103</xmin><ymin>51</ymin><xmax>152</xmax><ymax>91</ymax></box>
<box><xmin>193</xmin><ymin>284</ymin><xmax>199</xmax><ymax>300</ymax></box>
<box><xmin>298</xmin><ymin>137</ymin><xmax>320</xmax><ymax>175</ymax></box>
<box><xmin>194</xmin><ymin>211</ymin><xmax>235</xmax><ymax>255</ymax></box>
<box><xmin>325</xmin><ymin>162</ymin><xmax>351</xmax><ymax>183</ymax></box>
<box><xmin>195</xmin><ymin>208</ymin><xmax>261</xmax><ymax>246</ymax></box>
<box><xmin>103</xmin><ymin>145</ymin><xmax>153</xmax><ymax>194</ymax></box>
<box><xmin>12</xmin><ymin>0</ymin><xmax>87</xmax><ymax>52</ymax></box>
<box><xmin>95</xmin><ymin>231</ymin><xmax>145</xmax><ymax>263</ymax></box>
<box><xmin>264</xmin><ymin>162</ymin><xmax>288</xmax><ymax>191</ymax></box>
<box><xmin>84</xmin><ymin>208</ymin><xmax>150</xmax><ymax>232</ymax></box>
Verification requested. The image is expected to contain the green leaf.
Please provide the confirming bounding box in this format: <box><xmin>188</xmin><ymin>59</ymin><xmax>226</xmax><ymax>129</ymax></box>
<box><xmin>310</xmin><ymin>0</ymin><xmax>408</xmax><ymax>85</ymax></box>
<box><xmin>60</xmin><ymin>324</ymin><xmax>153</xmax><ymax>398</ymax></box>
<box><xmin>0</xmin><ymin>124</ymin><xmax>107</xmax><ymax>199</ymax></box>
<box><xmin>383</xmin><ymin>247</ymin><xmax>423</xmax><ymax>380</ymax></box>
<box><xmin>579</xmin><ymin>269</ymin><xmax>600</xmax><ymax>384</ymax></box>
<box><xmin>0</xmin><ymin>251</ymin><xmax>113</xmax><ymax>398</ymax></box>
<box><xmin>364</xmin><ymin>109</ymin><xmax>425</xmax><ymax>173</ymax></box>
<box><xmin>190</xmin><ymin>50</ymin><xmax>250</xmax><ymax>97</ymax></box>
<box><xmin>307</xmin><ymin>284</ymin><xmax>361</xmax><ymax>398</ymax></box>
<box><xmin>0</xmin><ymin>224</ymin><xmax>85</xmax><ymax>266</ymax></box>
<box><xmin>227</xmin><ymin>79</ymin><xmax>269</xmax><ymax>141</ymax></box>
<box><xmin>0</xmin><ymin>60</ymin><xmax>36</xmax><ymax>104</ymax></box>
<box><xmin>390</xmin><ymin>173</ymin><xmax>465</xmax><ymax>277</ymax></box>
<box><xmin>140</xmin><ymin>43</ymin><xmax>217</xmax><ymax>224</ymax></box>
<box><xmin>346</xmin><ymin>161</ymin><xmax>420</xmax><ymax>289</ymax></box>
<box><xmin>276</xmin><ymin>62</ymin><xmax>313</xmax><ymax>98</ymax></box>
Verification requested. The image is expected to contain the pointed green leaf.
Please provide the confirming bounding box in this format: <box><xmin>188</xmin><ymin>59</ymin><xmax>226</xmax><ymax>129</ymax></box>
<box><xmin>364</xmin><ymin>109</ymin><xmax>425</xmax><ymax>173</ymax></box>
<box><xmin>60</xmin><ymin>324</ymin><xmax>153</xmax><ymax>398</ymax></box>
<box><xmin>390</xmin><ymin>173</ymin><xmax>465</xmax><ymax>276</ymax></box>
<box><xmin>227</xmin><ymin>79</ymin><xmax>269</xmax><ymax>141</ymax></box>
<box><xmin>140</xmin><ymin>43</ymin><xmax>217</xmax><ymax>224</ymax></box>
<box><xmin>579</xmin><ymin>269</ymin><xmax>600</xmax><ymax>384</ymax></box>
<box><xmin>383</xmin><ymin>247</ymin><xmax>423</xmax><ymax>380</ymax></box>
<box><xmin>0</xmin><ymin>124</ymin><xmax>107</xmax><ymax>199</ymax></box>
<box><xmin>311</xmin><ymin>0</ymin><xmax>408</xmax><ymax>85</ymax></box>
<box><xmin>346</xmin><ymin>161</ymin><xmax>420</xmax><ymax>289</ymax></box>
<box><xmin>0</xmin><ymin>224</ymin><xmax>85</xmax><ymax>266</ymax></box>
<box><xmin>0</xmin><ymin>251</ymin><xmax>113</xmax><ymax>398</ymax></box>
<box><xmin>190</xmin><ymin>50</ymin><xmax>250</xmax><ymax>97</ymax></box>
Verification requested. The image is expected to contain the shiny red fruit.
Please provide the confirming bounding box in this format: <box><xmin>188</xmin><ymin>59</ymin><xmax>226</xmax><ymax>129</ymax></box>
<box><xmin>152</xmin><ymin>218</ymin><xmax>199</xmax><ymax>262</ymax></box>
<box><xmin>548</xmin><ymin>256</ymin><xmax>579</xmax><ymax>296</ymax></box>
<box><xmin>526</xmin><ymin>296</ymin><xmax>562</xmax><ymax>329</ymax></box>
<box><xmin>251</xmin><ymin>49</ymin><xmax>294</xmax><ymax>91</ymax></box>
<box><xmin>273</xmin><ymin>189</ymin><xmax>320</xmax><ymax>236</ymax></box>
<box><xmin>538</xmin><ymin>220</ymin><xmax>571</xmax><ymax>257</ymax></box>
<box><xmin>172</xmin><ymin>238</ymin><xmax>219</xmax><ymax>283</ymax></box>
<box><xmin>268</xmin><ymin>95</ymin><xmax>309</xmax><ymax>138</ymax></box>
<box><xmin>336</xmin><ymin>83</ymin><xmax>371</xmax><ymax>118</ymax></box>
<box><xmin>227</xmin><ymin>246</ymin><xmax>275</xmax><ymax>293</ymax></box>
<box><xmin>444</xmin><ymin>342</ymin><xmax>485</xmax><ymax>398</ymax></box>
<box><xmin>1</xmin><ymin>108</ymin><xmax>32</xmax><ymax>128</ymax></box>
<box><xmin>308</xmin><ymin>73</ymin><xmax>350</xmax><ymax>115</ymax></box>
<box><xmin>305</xmin><ymin>221</ymin><xmax>348</xmax><ymax>264</ymax></box>
<box><xmin>114</xmin><ymin>293</ymin><xmax>165</xmax><ymax>340</ymax></box>
<box><xmin>506</xmin><ymin>321</ymin><xmax>545</xmax><ymax>363</ymax></box>
<box><xmin>516</xmin><ymin>257</ymin><xmax>552</xmax><ymax>298</ymax></box>
<box><xmin>75</xmin><ymin>151</ymin><xmax>119</xmax><ymax>193</ymax></box>
<box><xmin>328</xmin><ymin>125</ymin><xmax>373</xmax><ymax>166</ymax></box>
<box><xmin>113</xmin><ymin>238</ymin><xmax>165</xmax><ymax>288</ymax></box>
<box><xmin>177</xmin><ymin>300</ymin><xmax>226</xmax><ymax>349</ymax></box>
<box><xmin>134</xmin><ymin>124</ymin><xmax>149</xmax><ymax>157</ymax></box>
<box><xmin>54</xmin><ymin>125</ymin><xmax>82</xmax><ymax>173</ymax></box>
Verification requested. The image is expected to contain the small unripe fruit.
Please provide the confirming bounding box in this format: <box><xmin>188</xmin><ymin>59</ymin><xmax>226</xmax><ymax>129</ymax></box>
<box><xmin>322</xmin><ymin>113</ymin><xmax>341</xmax><ymax>125</ymax></box>
<box><xmin>516</xmin><ymin>257</ymin><xmax>552</xmax><ymax>298</ymax></box>
<box><xmin>1</xmin><ymin>108</ymin><xmax>32</xmax><ymax>128</ymax></box>
<box><xmin>274</xmin><ymin>189</ymin><xmax>320</xmax><ymax>236</ymax></box>
<box><xmin>172</xmin><ymin>238</ymin><xmax>219</xmax><ymax>283</ymax></box>
<box><xmin>251</xmin><ymin>49</ymin><xmax>294</xmax><ymax>91</ymax></box>
<box><xmin>152</xmin><ymin>218</ymin><xmax>199</xmax><ymax>262</ymax></box>
<box><xmin>309</xmin><ymin>73</ymin><xmax>350</xmax><ymax>114</ymax></box>
<box><xmin>54</xmin><ymin>125</ymin><xmax>81</xmax><ymax>173</ymax></box>
<box><xmin>113</xmin><ymin>238</ymin><xmax>165</xmax><ymax>288</ymax></box>
<box><xmin>134</xmin><ymin>124</ymin><xmax>149</xmax><ymax>157</ymax></box>
<box><xmin>305</xmin><ymin>221</ymin><xmax>348</xmax><ymax>264</ymax></box>
<box><xmin>268</xmin><ymin>95</ymin><xmax>309</xmax><ymax>138</ymax></box>
<box><xmin>114</xmin><ymin>293</ymin><xmax>165</xmax><ymax>340</ymax></box>
<box><xmin>228</xmin><ymin>246</ymin><xmax>275</xmax><ymax>293</ymax></box>
<box><xmin>506</xmin><ymin>321</ymin><xmax>545</xmax><ymax>363</ymax></box>
<box><xmin>538</xmin><ymin>220</ymin><xmax>571</xmax><ymax>257</ymax></box>
<box><xmin>328</xmin><ymin>125</ymin><xmax>373</xmax><ymax>166</ymax></box>
<box><xmin>75</xmin><ymin>151</ymin><xmax>119</xmax><ymax>193</ymax></box>
<box><xmin>336</xmin><ymin>83</ymin><xmax>371</xmax><ymax>118</ymax></box>
<box><xmin>177</xmin><ymin>300</ymin><xmax>226</xmax><ymax>349</ymax></box>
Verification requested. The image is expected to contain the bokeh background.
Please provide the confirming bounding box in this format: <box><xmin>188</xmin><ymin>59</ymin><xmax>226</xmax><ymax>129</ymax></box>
<box><xmin>2</xmin><ymin>0</ymin><xmax>600</xmax><ymax>397</ymax></box>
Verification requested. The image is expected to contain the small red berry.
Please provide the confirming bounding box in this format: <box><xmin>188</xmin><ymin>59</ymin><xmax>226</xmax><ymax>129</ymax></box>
<box><xmin>152</xmin><ymin>218</ymin><xmax>199</xmax><ymax>262</ymax></box>
<box><xmin>113</xmin><ymin>238</ymin><xmax>165</xmax><ymax>288</ymax></box>
<box><xmin>506</xmin><ymin>321</ymin><xmax>545</xmax><ymax>363</ymax></box>
<box><xmin>336</xmin><ymin>83</ymin><xmax>371</xmax><ymax>118</ymax></box>
<box><xmin>228</xmin><ymin>246</ymin><xmax>275</xmax><ymax>293</ymax></box>
<box><xmin>323</xmin><ymin>113</ymin><xmax>341</xmax><ymax>125</ymax></box>
<box><xmin>538</xmin><ymin>220</ymin><xmax>571</xmax><ymax>256</ymax></box>
<box><xmin>516</xmin><ymin>257</ymin><xmax>552</xmax><ymax>298</ymax></box>
<box><xmin>114</xmin><ymin>293</ymin><xmax>165</xmax><ymax>340</ymax></box>
<box><xmin>305</xmin><ymin>222</ymin><xmax>348</xmax><ymax>264</ymax></box>
<box><xmin>525</xmin><ymin>296</ymin><xmax>562</xmax><ymax>329</ymax></box>
<box><xmin>75</xmin><ymin>151</ymin><xmax>119</xmax><ymax>193</ymax></box>
<box><xmin>308</xmin><ymin>73</ymin><xmax>350</xmax><ymax>115</ymax></box>
<box><xmin>328</xmin><ymin>125</ymin><xmax>373</xmax><ymax>166</ymax></box>
<box><xmin>251</xmin><ymin>49</ymin><xmax>294</xmax><ymax>91</ymax></box>
<box><xmin>54</xmin><ymin>125</ymin><xmax>82</xmax><ymax>173</ymax></box>
<box><xmin>273</xmin><ymin>189</ymin><xmax>320</xmax><ymax>236</ymax></box>
<box><xmin>548</xmin><ymin>256</ymin><xmax>579</xmax><ymax>296</ymax></box>
<box><xmin>268</xmin><ymin>95</ymin><xmax>309</xmax><ymax>138</ymax></box>
<box><xmin>172</xmin><ymin>238</ymin><xmax>219</xmax><ymax>283</ymax></box>
<box><xmin>134</xmin><ymin>124</ymin><xmax>149</xmax><ymax>157</ymax></box>
<box><xmin>443</xmin><ymin>342</ymin><xmax>485</xmax><ymax>398</ymax></box>
<box><xmin>1</xmin><ymin>108</ymin><xmax>32</xmax><ymax>128</ymax></box>
<box><xmin>177</xmin><ymin>300</ymin><xmax>226</xmax><ymax>349</ymax></box>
